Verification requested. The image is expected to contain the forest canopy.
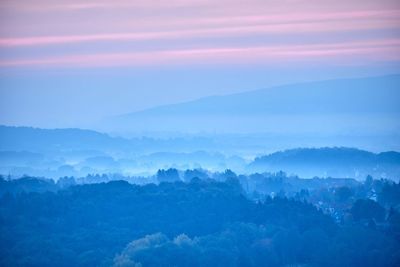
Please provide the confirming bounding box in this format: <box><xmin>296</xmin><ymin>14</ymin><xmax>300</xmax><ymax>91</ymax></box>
<box><xmin>1</xmin><ymin>174</ymin><xmax>399</xmax><ymax>267</ymax></box>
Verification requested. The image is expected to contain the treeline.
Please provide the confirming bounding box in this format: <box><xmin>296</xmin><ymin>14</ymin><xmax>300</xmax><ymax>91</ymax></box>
<box><xmin>0</xmin><ymin>175</ymin><xmax>400</xmax><ymax>266</ymax></box>
<box><xmin>1</xmin><ymin>169</ymin><xmax>398</xmax><ymax>203</ymax></box>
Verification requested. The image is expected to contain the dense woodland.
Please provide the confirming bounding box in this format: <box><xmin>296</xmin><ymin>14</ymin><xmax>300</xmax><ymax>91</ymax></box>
<box><xmin>1</xmin><ymin>171</ymin><xmax>400</xmax><ymax>267</ymax></box>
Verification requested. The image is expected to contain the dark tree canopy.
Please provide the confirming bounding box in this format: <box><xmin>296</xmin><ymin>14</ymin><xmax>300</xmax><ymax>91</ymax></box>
<box><xmin>0</xmin><ymin>176</ymin><xmax>399</xmax><ymax>267</ymax></box>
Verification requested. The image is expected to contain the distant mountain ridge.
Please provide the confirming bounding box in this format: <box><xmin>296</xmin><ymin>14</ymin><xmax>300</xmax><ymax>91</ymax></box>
<box><xmin>124</xmin><ymin>75</ymin><xmax>400</xmax><ymax>115</ymax></box>
<box><xmin>101</xmin><ymin>75</ymin><xmax>400</xmax><ymax>134</ymax></box>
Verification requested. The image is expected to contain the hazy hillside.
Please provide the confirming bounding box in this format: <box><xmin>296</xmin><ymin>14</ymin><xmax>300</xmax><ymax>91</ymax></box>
<box><xmin>103</xmin><ymin>75</ymin><xmax>400</xmax><ymax>134</ymax></box>
<box><xmin>1</xmin><ymin>126</ymin><xmax>399</xmax><ymax>179</ymax></box>
<box><xmin>0</xmin><ymin>125</ymin><xmax>131</xmax><ymax>153</ymax></box>
<box><xmin>0</xmin><ymin>126</ymin><xmax>248</xmax><ymax>177</ymax></box>
<box><xmin>250</xmin><ymin>147</ymin><xmax>400</xmax><ymax>179</ymax></box>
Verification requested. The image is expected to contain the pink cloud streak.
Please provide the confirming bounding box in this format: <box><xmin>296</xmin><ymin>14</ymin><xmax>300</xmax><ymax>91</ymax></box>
<box><xmin>1</xmin><ymin>39</ymin><xmax>399</xmax><ymax>68</ymax></box>
<box><xmin>0</xmin><ymin>10</ymin><xmax>399</xmax><ymax>47</ymax></box>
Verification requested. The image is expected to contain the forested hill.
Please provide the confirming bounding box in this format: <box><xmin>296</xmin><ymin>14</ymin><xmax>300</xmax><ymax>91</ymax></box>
<box><xmin>250</xmin><ymin>147</ymin><xmax>400</xmax><ymax>179</ymax></box>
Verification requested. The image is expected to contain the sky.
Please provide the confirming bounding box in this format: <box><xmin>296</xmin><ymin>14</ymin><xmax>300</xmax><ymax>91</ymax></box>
<box><xmin>0</xmin><ymin>0</ymin><xmax>399</xmax><ymax>128</ymax></box>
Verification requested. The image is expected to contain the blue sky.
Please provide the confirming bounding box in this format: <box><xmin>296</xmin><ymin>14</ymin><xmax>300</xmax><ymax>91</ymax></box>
<box><xmin>0</xmin><ymin>0</ymin><xmax>399</xmax><ymax>128</ymax></box>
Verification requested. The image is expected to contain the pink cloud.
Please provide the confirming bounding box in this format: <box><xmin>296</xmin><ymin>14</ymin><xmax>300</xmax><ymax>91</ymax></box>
<box><xmin>1</xmin><ymin>39</ymin><xmax>399</xmax><ymax>68</ymax></box>
<box><xmin>1</xmin><ymin>1</ymin><xmax>399</xmax><ymax>71</ymax></box>
<box><xmin>2</xmin><ymin>0</ymin><xmax>399</xmax><ymax>12</ymax></box>
<box><xmin>0</xmin><ymin>9</ymin><xmax>399</xmax><ymax>47</ymax></box>
<box><xmin>0</xmin><ymin>0</ymin><xmax>207</xmax><ymax>12</ymax></box>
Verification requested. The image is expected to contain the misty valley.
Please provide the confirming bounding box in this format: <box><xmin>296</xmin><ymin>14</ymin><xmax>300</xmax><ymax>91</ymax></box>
<box><xmin>1</xmin><ymin>126</ymin><xmax>400</xmax><ymax>266</ymax></box>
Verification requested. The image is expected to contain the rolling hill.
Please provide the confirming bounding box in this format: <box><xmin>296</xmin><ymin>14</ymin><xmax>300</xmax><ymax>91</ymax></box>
<box><xmin>249</xmin><ymin>147</ymin><xmax>400</xmax><ymax>179</ymax></box>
